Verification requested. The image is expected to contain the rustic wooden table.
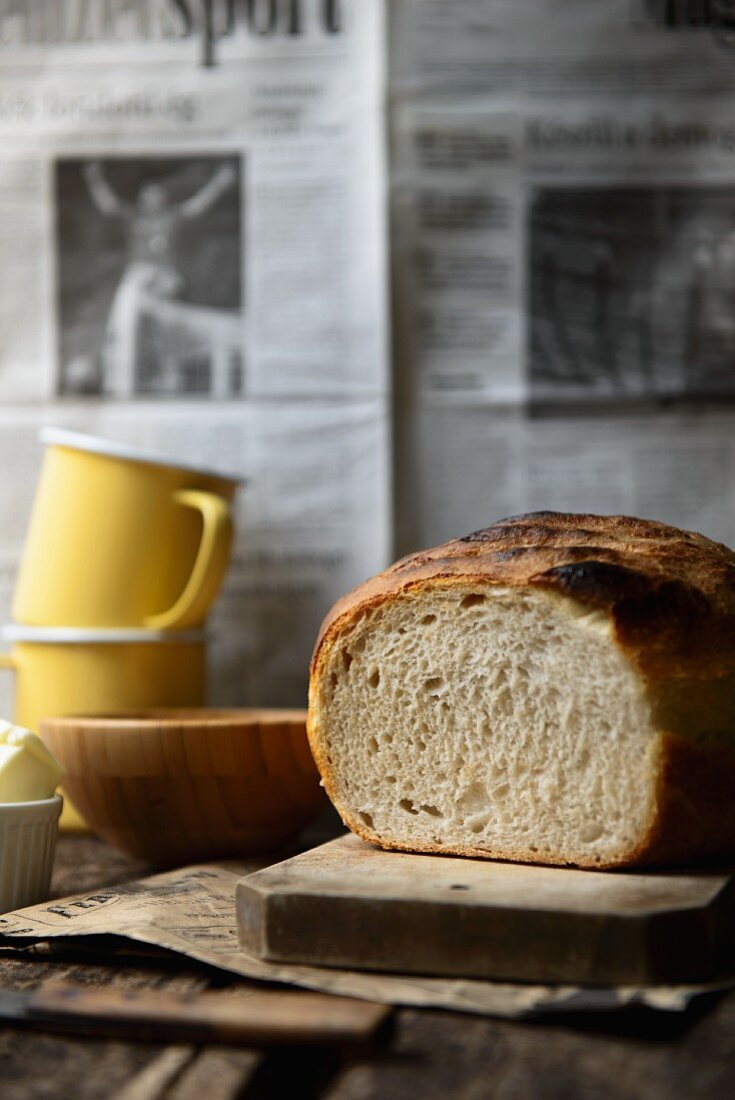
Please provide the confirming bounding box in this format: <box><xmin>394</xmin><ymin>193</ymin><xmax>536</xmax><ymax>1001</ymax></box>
<box><xmin>0</xmin><ymin>836</ymin><xmax>734</xmax><ymax>1099</ymax></box>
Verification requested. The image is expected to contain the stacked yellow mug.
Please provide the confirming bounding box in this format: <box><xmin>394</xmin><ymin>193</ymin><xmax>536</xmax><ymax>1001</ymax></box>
<box><xmin>1</xmin><ymin>428</ymin><xmax>240</xmax><ymax>829</ymax></box>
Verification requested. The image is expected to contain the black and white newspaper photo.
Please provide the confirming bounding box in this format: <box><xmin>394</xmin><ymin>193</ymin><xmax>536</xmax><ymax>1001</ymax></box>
<box><xmin>56</xmin><ymin>154</ymin><xmax>244</xmax><ymax>399</ymax></box>
<box><xmin>530</xmin><ymin>185</ymin><xmax>735</xmax><ymax>404</ymax></box>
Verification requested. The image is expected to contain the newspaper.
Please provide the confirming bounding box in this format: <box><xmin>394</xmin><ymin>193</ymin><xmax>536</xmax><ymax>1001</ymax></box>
<box><xmin>397</xmin><ymin>403</ymin><xmax>735</xmax><ymax>554</ymax></box>
<box><xmin>0</xmin><ymin>2</ymin><xmax>387</xmax><ymax>402</ymax></box>
<box><xmin>0</xmin><ymin>1</ymin><xmax>389</xmax><ymax>714</ymax></box>
<box><xmin>390</xmin><ymin>0</ymin><xmax>735</xmax><ymax>406</ymax></box>
<box><xmin>0</xmin><ymin>861</ymin><xmax>730</xmax><ymax>1019</ymax></box>
<box><xmin>389</xmin><ymin>0</ymin><xmax>735</xmax><ymax>555</ymax></box>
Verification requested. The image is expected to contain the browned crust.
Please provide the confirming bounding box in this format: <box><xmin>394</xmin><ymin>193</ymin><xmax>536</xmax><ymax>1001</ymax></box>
<box><xmin>308</xmin><ymin>512</ymin><xmax>735</xmax><ymax>869</ymax></box>
<box><xmin>632</xmin><ymin>733</ymin><xmax>735</xmax><ymax>866</ymax></box>
<box><xmin>311</xmin><ymin>512</ymin><xmax>735</xmax><ymax>683</ymax></box>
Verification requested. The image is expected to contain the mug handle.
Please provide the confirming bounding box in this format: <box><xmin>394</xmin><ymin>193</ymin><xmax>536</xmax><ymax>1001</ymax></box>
<box><xmin>144</xmin><ymin>488</ymin><xmax>234</xmax><ymax>631</ymax></box>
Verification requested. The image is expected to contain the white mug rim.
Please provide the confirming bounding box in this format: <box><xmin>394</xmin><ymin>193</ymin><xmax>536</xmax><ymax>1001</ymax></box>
<box><xmin>40</xmin><ymin>427</ymin><xmax>245</xmax><ymax>485</ymax></box>
<box><xmin>0</xmin><ymin>625</ymin><xmax>206</xmax><ymax>645</ymax></box>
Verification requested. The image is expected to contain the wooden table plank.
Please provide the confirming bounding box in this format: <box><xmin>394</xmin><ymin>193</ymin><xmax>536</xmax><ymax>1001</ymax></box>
<box><xmin>49</xmin><ymin>834</ymin><xmax>151</xmax><ymax>897</ymax></box>
<box><xmin>113</xmin><ymin>1048</ymin><xmax>197</xmax><ymax>1100</ymax></box>
<box><xmin>163</xmin><ymin>1050</ymin><xmax>265</xmax><ymax>1100</ymax></box>
<box><xmin>324</xmin><ymin>1001</ymin><xmax>735</xmax><ymax>1100</ymax></box>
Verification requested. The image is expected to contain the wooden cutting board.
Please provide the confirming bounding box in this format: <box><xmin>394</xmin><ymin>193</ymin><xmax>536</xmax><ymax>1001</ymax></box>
<box><xmin>236</xmin><ymin>834</ymin><xmax>735</xmax><ymax>985</ymax></box>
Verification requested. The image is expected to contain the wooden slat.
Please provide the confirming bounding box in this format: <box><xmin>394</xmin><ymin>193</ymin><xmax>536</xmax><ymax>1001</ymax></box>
<box><xmin>113</xmin><ymin>1048</ymin><xmax>196</xmax><ymax>1100</ymax></box>
<box><xmin>27</xmin><ymin>981</ymin><xmax>391</xmax><ymax>1049</ymax></box>
<box><xmin>165</xmin><ymin>1049</ymin><xmax>264</xmax><ymax>1100</ymax></box>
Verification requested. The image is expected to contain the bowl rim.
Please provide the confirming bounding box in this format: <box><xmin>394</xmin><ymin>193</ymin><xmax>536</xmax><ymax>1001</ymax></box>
<box><xmin>40</xmin><ymin>708</ymin><xmax>308</xmax><ymax>731</ymax></box>
<box><xmin>0</xmin><ymin>793</ymin><xmax>63</xmax><ymax>811</ymax></box>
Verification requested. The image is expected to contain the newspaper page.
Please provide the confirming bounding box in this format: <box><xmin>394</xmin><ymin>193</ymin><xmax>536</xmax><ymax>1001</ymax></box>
<box><xmin>390</xmin><ymin>0</ymin><xmax>735</xmax><ymax>407</ymax></box>
<box><xmin>0</xmin><ymin>861</ymin><xmax>726</xmax><ymax>1018</ymax></box>
<box><xmin>390</xmin><ymin>0</ymin><xmax>735</xmax><ymax>556</ymax></box>
<box><xmin>397</xmin><ymin>403</ymin><xmax>735</xmax><ymax>553</ymax></box>
<box><xmin>0</xmin><ymin>0</ymin><xmax>386</xmax><ymax>402</ymax></box>
<box><xmin>0</xmin><ymin>1</ymin><xmax>390</xmax><ymax>713</ymax></box>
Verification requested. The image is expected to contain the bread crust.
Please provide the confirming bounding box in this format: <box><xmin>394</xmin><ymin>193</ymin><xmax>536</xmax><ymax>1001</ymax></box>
<box><xmin>308</xmin><ymin>512</ymin><xmax>735</xmax><ymax>868</ymax></box>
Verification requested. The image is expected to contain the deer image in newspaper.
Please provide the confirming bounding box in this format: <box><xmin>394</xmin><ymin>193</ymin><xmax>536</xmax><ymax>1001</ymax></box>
<box><xmin>83</xmin><ymin>161</ymin><xmax>243</xmax><ymax>398</ymax></box>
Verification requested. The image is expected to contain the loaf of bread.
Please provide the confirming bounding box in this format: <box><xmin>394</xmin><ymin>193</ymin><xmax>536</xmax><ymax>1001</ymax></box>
<box><xmin>308</xmin><ymin>512</ymin><xmax>735</xmax><ymax>869</ymax></box>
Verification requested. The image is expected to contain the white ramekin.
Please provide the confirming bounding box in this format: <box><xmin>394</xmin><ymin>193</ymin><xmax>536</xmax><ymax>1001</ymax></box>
<box><xmin>0</xmin><ymin>794</ymin><xmax>62</xmax><ymax>912</ymax></box>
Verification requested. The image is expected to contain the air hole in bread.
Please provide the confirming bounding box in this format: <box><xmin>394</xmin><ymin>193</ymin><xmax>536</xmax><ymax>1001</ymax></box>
<box><xmin>368</xmin><ymin>736</ymin><xmax>379</xmax><ymax>755</ymax></box>
<box><xmin>494</xmin><ymin>687</ymin><xmax>511</xmax><ymax>714</ymax></box>
<box><xmin>468</xmin><ymin>813</ymin><xmax>490</xmax><ymax>834</ymax></box>
<box><xmin>399</xmin><ymin>798</ymin><xmax>419</xmax><ymax>815</ymax></box>
<box><xmin>421</xmin><ymin>804</ymin><xmax>443</xmax><ymax>818</ymax></box>
<box><xmin>424</xmin><ymin>676</ymin><xmax>443</xmax><ymax>693</ymax></box>
<box><xmin>460</xmin><ymin>594</ymin><xmax>486</xmax><ymax>610</ymax></box>
<box><xmin>342</xmin><ymin>651</ymin><xmax>353</xmax><ymax>672</ymax></box>
<box><xmin>457</xmin><ymin>781</ymin><xmax>488</xmax><ymax>813</ymax></box>
<box><xmin>359</xmin><ymin>811</ymin><xmax>374</xmax><ymax>829</ymax></box>
<box><xmin>368</xmin><ymin>668</ymin><xmax>380</xmax><ymax>688</ymax></box>
<box><xmin>421</xmin><ymin>614</ymin><xmax>437</xmax><ymax>625</ymax></box>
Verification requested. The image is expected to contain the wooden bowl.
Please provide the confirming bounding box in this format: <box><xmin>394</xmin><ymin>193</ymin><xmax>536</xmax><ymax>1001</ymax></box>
<box><xmin>40</xmin><ymin>709</ymin><xmax>326</xmax><ymax>866</ymax></box>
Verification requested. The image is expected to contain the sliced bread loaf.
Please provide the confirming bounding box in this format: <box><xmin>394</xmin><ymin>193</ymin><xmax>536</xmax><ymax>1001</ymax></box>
<box><xmin>308</xmin><ymin>512</ymin><xmax>735</xmax><ymax>868</ymax></box>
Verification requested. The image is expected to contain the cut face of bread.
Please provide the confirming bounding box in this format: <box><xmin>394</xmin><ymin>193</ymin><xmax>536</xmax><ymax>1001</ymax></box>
<box><xmin>310</xmin><ymin>512</ymin><xmax>735</xmax><ymax>869</ymax></box>
<box><xmin>310</xmin><ymin>586</ymin><xmax>661</xmax><ymax>868</ymax></box>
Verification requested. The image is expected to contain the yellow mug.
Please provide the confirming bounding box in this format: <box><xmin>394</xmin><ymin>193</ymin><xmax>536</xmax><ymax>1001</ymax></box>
<box><xmin>0</xmin><ymin>625</ymin><xmax>206</xmax><ymax>829</ymax></box>
<box><xmin>13</xmin><ymin>427</ymin><xmax>241</xmax><ymax>630</ymax></box>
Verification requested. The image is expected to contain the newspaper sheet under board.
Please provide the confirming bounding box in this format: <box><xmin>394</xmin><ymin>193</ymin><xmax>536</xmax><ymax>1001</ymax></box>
<box><xmin>1</xmin><ymin>861</ymin><xmax>731</xmax><ymax>1019</ymax></box>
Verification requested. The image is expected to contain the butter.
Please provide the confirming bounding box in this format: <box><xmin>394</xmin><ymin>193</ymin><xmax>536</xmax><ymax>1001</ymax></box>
<box><xmin>0</xmin><ymin>720</ymin><xmax>64</xmax><ymax>802</ymax></box>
